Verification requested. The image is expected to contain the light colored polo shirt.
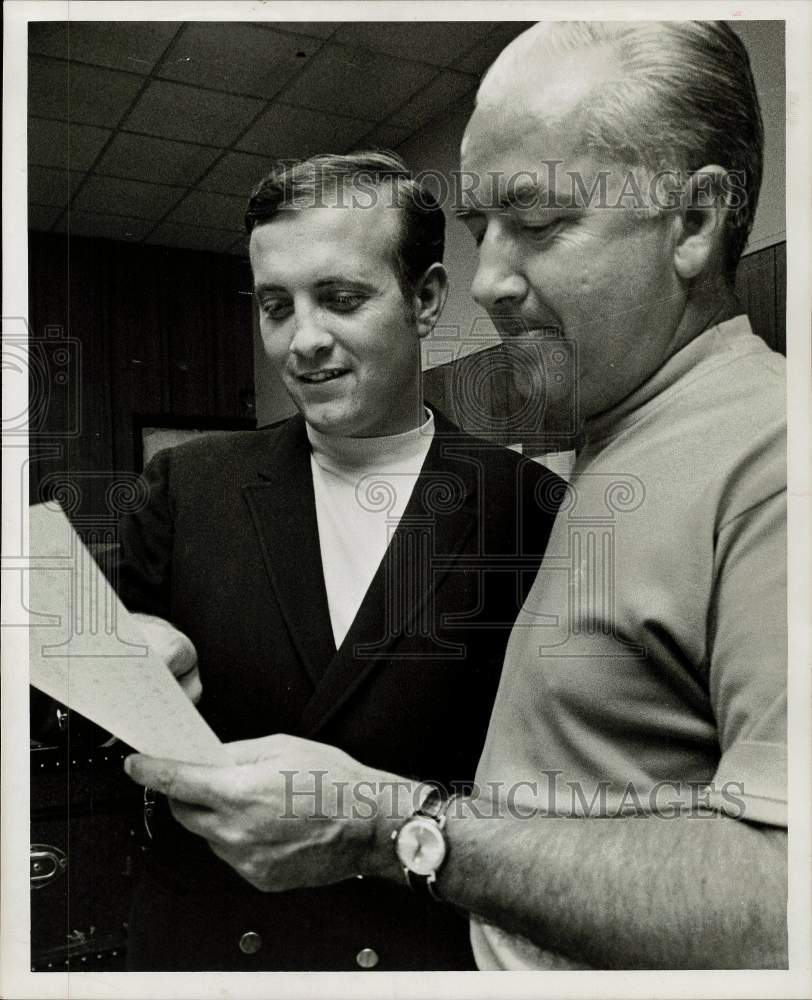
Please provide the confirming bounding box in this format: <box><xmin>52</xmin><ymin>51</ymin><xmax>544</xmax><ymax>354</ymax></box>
<box><xmin>471</xmin><ymin>316</ymin><xmax>787</xmax><ymax>969</ymax></box>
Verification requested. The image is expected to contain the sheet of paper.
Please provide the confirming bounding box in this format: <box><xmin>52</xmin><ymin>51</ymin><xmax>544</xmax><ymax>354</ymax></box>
<box><xmin>28</xmin><ymin>502</ymin><xmax>229</xmax><ymax>765</ymax></box>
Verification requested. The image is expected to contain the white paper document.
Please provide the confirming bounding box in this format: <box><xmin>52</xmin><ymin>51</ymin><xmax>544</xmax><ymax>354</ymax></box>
<box><xmin>28</xmin><ymin>502</ymin><xmax>229</xmax><ymax>765</ymax></box>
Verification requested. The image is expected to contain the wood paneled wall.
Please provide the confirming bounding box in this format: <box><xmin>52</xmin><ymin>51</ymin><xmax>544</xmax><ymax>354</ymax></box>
<box><xmin>734</xmin><ymin>240</ymin><xmax>786</xmax><ymax>355</ymax></box>
<box><xmin>27</xmin><ymin>232</ymin><xmax>256</xmax><ymax>527</ymax></box>
<box><xmin>424</xmin><ymin>241</ymin><xmax>787</xmax><ymax>445</ymax></box>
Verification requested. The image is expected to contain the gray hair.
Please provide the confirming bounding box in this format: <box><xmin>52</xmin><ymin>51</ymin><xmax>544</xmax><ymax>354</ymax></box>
<box><xmin>480</xmin><ymin>21</ymin><xmax>763</xmax><ymax>281</ymax></box>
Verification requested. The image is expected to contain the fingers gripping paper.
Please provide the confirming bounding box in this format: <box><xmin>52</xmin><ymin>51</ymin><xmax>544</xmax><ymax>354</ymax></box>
<box><xmin>28</xmin><ymin>503</ymin><xmax>229</xmax><ymax>765</ymax></box>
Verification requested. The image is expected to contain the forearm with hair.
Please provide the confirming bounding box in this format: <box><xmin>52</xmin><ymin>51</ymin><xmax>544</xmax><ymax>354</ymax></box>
<box><xmin>446</xmin><ymin>806</ymin><xmax>786</xmax><ymax>968</ymax></box>
<box><xmin>369</xmin><ymin>794</ymin><xmax>787</xmax><ymax>969</ymax></box>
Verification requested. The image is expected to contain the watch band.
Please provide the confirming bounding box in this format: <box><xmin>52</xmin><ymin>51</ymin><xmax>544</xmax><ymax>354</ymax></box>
<box><xmin>419</xmin><ymin>792</ymin><xmax>464</xmax><ymax>901</ymax></box>
<box><xmin>414</xmin><ymin>785</ymin><xmax>446</xmax><ymax>820</ymax></box>
<box><xmin>396</xmin><ymin>785</ymin><xmax>451</xmax><ymax>902</ymax></box>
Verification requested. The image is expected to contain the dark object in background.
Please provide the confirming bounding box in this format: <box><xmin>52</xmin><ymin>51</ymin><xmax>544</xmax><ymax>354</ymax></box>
<box><xmin>30</xmin><ymin>692</ymin><xmax>146</xmax><ymax>972</ymax></box>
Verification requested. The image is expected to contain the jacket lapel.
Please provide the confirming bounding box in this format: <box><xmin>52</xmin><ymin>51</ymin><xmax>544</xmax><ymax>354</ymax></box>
<box><xmin>302</xmin><ymin>412</ymin><xmax>479</xmax><ymax>737</ymax></box>
<box><xmin>242</xmin><ymin>415</ymin><xmax>336</xmax><ymax>687</ymax></box>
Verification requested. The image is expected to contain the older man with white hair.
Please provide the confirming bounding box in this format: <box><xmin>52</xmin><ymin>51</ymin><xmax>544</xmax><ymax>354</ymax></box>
<box><xmin>126</xmin><ymin>21</ymin><xmax>787</xmax><ymax>970</ymax></box>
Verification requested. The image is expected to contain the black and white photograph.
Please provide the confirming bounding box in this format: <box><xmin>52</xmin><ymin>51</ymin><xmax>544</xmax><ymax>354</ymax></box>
<box><xmin>2</xmin><ymin>1</ymin><xmax>810</xmax><ymax>998</ymax></box>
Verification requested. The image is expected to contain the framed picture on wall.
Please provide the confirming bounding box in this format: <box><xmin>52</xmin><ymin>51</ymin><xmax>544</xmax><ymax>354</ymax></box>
<box><xmin>133</xmin><ymin>414</ymin><xmax>257</xmax><ymax>472</ymax></box>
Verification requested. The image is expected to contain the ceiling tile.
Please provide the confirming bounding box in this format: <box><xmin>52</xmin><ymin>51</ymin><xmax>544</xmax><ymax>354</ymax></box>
<box><xmin>73</xmin><ymin>175</ymin><xmax>185</xmax><ymax>220</ymax></box>
<box><xmin>451</xmin><ymin>22</ymin><xmax>536</xmax><ymax>75</ymax></box>
<box><xmin>388</xmin><ymin>70</ymin><xmax>477</xmax><ymax>129</ymax></box>
<box><xmin>28</xmin><ymin>118</ymin><xmax>111</xmax><ymax>171</ymax></box>
<box><xmin>95</xmin><ymin>132</ymin><xmax>221</xmax><ymax>186</ymax></box>
<box><xmin>198</xmin><ymin>151</ymin><xmax>278</xmax><ymax>197</ymax></box>
<box><xmin>236</xmin><ymin>101</ymin><xmax>370</xmax><ymax>159</ymax></box>
<box><xmin>28</xmin><ymin>21</ymin><xmax>179</xmax><ymax>74</ymax></box>
<box><xmin>333</xmin><ymin>21</ymin><xmax>493</xmax><ymax>67</ymax></box>
<box><xmin>28</xmin><ymin>56</ymin><xmax>145</xmax><ymax>126</ymax></box>
<box><xmin>146</xmin><ymin>222</ymin><xmax>240</xmax><ymax>253</ymax></box>
<box><xmin>53</xmin><ymin>210</ymin><xmax>154</xmax><ymax>242</ymax></box>
<box><xmin>158</xmin><ymin>23</ymin><xmax>320</xmax><ymax>99</ymax></box>
<box><xmin>28</xmin><ymin>203</ymin><xmax>63</xmax><ymax>231</ymax></box>
<box><xmin>262</xmin><ymin>22</ymin><xmax>340</xmax><ymax>40</ymax></box>
<box><xmin>28</xmin><ymin>166</ymin><xmax>85</xmax><ymax>208</ymax></box>
<box><xmin>123</xmin><ymin>79</ymin><xmax>265</xmax><ymax>145</ymax></box>
<box><xmin>166</xmin><ymin>190</ymin><xmax>247</xmax><ymax>231</ymax></box>
<box><xmin>280</xmin><ymin>43</ymin><xmax>437</xmax><ymax>119</ymax></box>
<box><xmin>352</xmin><ymin>123</ymin><xmax>413</xmax><ymax>151</ymax></box>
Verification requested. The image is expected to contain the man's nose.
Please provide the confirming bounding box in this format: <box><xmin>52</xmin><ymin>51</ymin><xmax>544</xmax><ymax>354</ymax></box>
<box><xmin>470</xmin><ymin>227</ymin><xmax>527</xmax><ymax>312</ymax></box>
<box><xmin>288</xmin><ymin>308</ymin><xmax>333</xmax><ymax>357</ymax></box>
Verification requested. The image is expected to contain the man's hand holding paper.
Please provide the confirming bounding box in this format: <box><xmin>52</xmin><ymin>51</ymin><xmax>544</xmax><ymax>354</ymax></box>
<box><xmin>29</xmin><ymin>502</ymin><xmax>225</xmax><ymax>765</ymax></box>
<box><xmin>130</xmin><ymin>612</ymin><xmax>201</xmax><ymax>705</ymax></box>
<box><xmin>124</xmin><ymin>734</ymin><xmax>404</xmax><ymax>892</ymax></box>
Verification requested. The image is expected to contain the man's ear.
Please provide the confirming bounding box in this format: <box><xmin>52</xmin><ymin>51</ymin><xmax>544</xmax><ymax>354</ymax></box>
<box><xmin>672</xmin><ymin>165</ymin><xmax>731</xmax><ymax>281</ymax></box>
<box><xmin>412</xmin><ymin>263</ymin><xmax>449</xmax><ymax>339</ymax></box>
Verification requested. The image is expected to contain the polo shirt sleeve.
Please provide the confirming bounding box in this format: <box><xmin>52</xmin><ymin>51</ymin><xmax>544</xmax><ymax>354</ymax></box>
<box><xmin>707</xmin><ymin>485</ymin><xmax>787</xmax><ymax>827</ymax></box>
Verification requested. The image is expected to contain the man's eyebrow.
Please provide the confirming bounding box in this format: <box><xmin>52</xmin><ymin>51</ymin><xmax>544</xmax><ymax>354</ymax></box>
<box><xmin>254</xmin><ymin>278</ymin><xmax>376</xmax><ymax>293</ymax></box>
<box><xmin>501</xmin><ymin>180</ymin><xmax>552</xmax><ymax>209</ymax></box>
<box><xmin>311</xmin><ymin>277</ymin><xmax>377</xmax><ymax>291</ymax></box>
<box><xmin>456</xmin><ymin>182</ymin><xmax>578</xmax><ymax>216</ymax></box>
<box><xmin>253</xmin><ymin>281</ymin><xmax>286</xmax><ymax>295</ymax></box>
<box><xmin>502</xmin><ymin>182</ymin><xmax>584</xmax><ymax>212</ymax></box>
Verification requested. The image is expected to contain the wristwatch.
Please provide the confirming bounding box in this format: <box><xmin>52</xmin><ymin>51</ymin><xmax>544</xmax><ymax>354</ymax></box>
<box><xmin>391</xmin><ymin>786</ymin><xmax>450</xmax><ymax>901</ymax></box>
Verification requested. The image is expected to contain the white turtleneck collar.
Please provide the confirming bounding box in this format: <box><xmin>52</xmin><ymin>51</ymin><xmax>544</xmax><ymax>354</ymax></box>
<box><xmin>306</xmin><ymin>408</ymin><xmax>435</xmax><ymax>474</ymax></box>
<box><xmin>305</xmin><ymin>408</ymin><xmax>436</xmax><ymax>648</ymax></box>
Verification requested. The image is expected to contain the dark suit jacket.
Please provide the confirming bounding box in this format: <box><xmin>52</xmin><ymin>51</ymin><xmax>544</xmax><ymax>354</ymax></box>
<box><xmin>115</xmin><ymin>408</ymin><xmax>563</xmax><ymax>971</ymax></box>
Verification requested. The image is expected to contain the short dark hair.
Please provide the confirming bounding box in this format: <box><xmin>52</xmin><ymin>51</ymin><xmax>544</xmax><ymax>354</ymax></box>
<box><xmin>245</xmin><ymin>151</ymin><xmax>445</xmax><ymax>295</ymax></box>
<box><xmin>480</xmin><ymin>21</ymin><xmax>764</xmax><ymax>281</ymax></box>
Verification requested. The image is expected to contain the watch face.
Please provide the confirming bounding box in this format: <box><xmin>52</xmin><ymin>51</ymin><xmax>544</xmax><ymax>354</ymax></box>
<box><xmin>395</xmin><ymin>816</ymin><xmax>447</xmax><ymax>876</ymax></box>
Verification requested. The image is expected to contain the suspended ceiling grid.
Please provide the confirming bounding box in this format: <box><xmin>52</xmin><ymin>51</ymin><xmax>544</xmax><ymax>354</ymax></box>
<box><xmin>27</xmin><ymin>20</ymin><xmax>533</xmax><ymax>256</ymax></box>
